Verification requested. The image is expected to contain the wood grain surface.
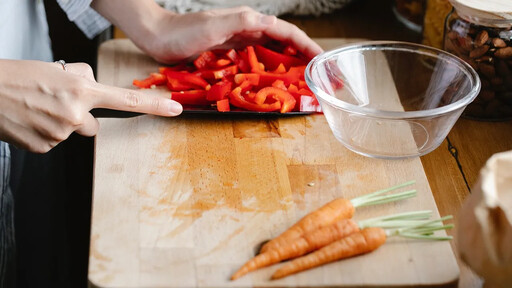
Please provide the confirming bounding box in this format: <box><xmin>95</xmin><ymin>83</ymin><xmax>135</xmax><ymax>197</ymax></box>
<box><xmin>88</xmin><ymin>39</ymin><xmax>459</xmax><ymax>288</ymax></box>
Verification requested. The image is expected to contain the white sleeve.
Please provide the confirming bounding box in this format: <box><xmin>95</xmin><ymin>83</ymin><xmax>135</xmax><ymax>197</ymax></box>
<box><xmin>56</xmin><ymin>0</ymin><xmax>111</xmax><ymax>39</ymax></box>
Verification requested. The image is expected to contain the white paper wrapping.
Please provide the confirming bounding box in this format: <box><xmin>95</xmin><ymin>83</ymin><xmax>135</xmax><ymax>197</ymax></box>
<box><xmin>458</xmin><ymin>150</ymin><xmax>512</xmax><ymax>287</ymax></box>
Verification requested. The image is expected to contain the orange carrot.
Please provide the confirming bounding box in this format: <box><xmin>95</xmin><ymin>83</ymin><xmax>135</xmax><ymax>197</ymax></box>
<box><xmin>271</xmin><ymin>227</ymin><xmax>387</xmax><ymax>280</ymax></box>
<box><xmin>259</xmin><ymin>181</ymin><xmax>416</xmax><ymax>254</ymax></box>
<box><xmin>259</xmin><ymin>198</ymin><xmax>354</xmax><ymax>254</ymax></box>
<box><xmin>231</xmin><ymin>218</ymin><xmax>359</xmax><ymax>280</ymax></box>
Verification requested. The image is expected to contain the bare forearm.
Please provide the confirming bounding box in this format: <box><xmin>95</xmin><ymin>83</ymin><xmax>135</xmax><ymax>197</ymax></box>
<box><xmin>91</xmin><ymin>0</ymin><xmax>172</xmax><ymax>54</ymax></box>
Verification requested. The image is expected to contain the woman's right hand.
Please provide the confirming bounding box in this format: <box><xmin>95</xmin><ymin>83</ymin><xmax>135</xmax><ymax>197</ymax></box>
<box><xmin>0</xmin><ymin>59</ymin><xmax>182</xmax><ymax>153</ymax></box>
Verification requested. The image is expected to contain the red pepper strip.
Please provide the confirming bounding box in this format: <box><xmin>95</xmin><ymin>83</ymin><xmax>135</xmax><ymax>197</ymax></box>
<box><xmin>257</xmin><ymin>68</ymin><xmax>302</xmax><ymax>87</ymax></box>
<box><xmin>161</xmin><ymin>69</ymin><xmax>210</xmax><ymax>89</ymax></box>
<box><xmin>206</xmin><ymin>80</ymin><xmax>232</xmax><ymax>101</ymax></box>
<box><xmin>132</xmin><ymin>73</ymin><xmax>166</xmax><ymax>89</ymax></box>
<box><xmin>237</xmin><ymin>50</ymin><xmax>251</xmax><ymax>73</ymax></box>
<box><xmin>245</xmin><ymin>91</ymin><xmax>257</xmax><ymax>103</ymax></box>
<box><xmin>166</xmin><ymin>77</ymin><xmax>194</xmax><ymax>91</ymax></box>
<box><xmin>216</xmin><ymin>98</ymin><xmax>231</xmax><ymax>112</ymax></box>
<box><xmin>288</xmin><ymin>83</ymin><xmax>299</xmax><ymax>94</ymax></box>
<box><xmin>238</xmin><ymin>80</ymin><xmax>255</xmax><ymax>93</ymax></box>
<box><xmin>288</xmin><ymin>65</ymin><xmax>306</xmax><ymax>81</ymax></box>
<box><xmin>213</xmin><ymin>65</ymin><xmax>238</xmax><ymax>79</ymax></box>
<box><xmin>286</xmin><ymin>84</ymin><xmax>301</xmax><ymax>110</ymax></box>
<box><xmin>298</xmin><ymin>88</ymin><xmax>313</xmax><ymax>96</ymax></box>
<box><xmin>283</xmin><ymin>45</ymin><xmax>298</xmax><ymax>56</ymax></box>
<box><xmin>196</xmin><ymin>65</ymin><xmax>238</xmax><ymax>80</ymax></box>
<box><xmin>171</xmin><ymin>90</ymin><xmax>210</xmax><ymax>106</ymax></box>
<box><xmin>229</xmin><ymin>87</ymin><xmax>281</xmax><ymax>112</ymax></box>
<box><xmin>234</xmin><ymin>73</ymin><xmax>260</xmax><ymax>85</ymax></box>
<box><xmin>226</xmin><ymin>49</ymin><xmax>251</xmax><ymax>73</ymax></box>
<box><xmin>254</xmin><ymin>45</ymin><xmax>307</xmax><ymax>70</ymax></box>
<box><xmin>255</xmin><ymin>87</ymin><xmax>296</xmax><ymax>113</ymax></box>
<box><xmin>158</xmin><ymin>63</ymin><xmax>189</xmax><ymax>73</ymax></box>
<box><xmin>212</xmin><ymin>58</ymin><xmax>232</xmax><ymax>68</ymax></box>
<box><xmin>193</xmin><ymin>51</ymin><xmax>217</xmax><ymax>70</ymax></box>
<box><xmin>272</xmin><ymin>63</ymin><xmax>287</xmax><ymax>74</ymax></box>
<box><xmin>271</xmin><ymin>79</ymin><xmax>287</xmax><ymax>91</ymax></box>
<box><xmin>298</xmin><ymin>80</ymin><xmax>307</xmax><ymax>89</ymax></box>
<box><xmin>246</xmin><ymin>46</ymin><xmax>262</xmax><ymax>72</ymax></box>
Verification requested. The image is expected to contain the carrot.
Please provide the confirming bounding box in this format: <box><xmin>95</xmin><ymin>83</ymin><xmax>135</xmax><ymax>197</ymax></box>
<box><xmin>271</xmin><ymin>227</ymin><xmax>387</xmax><ymax>280</ymax></box>
<box><xmin>271</xmin><ymin>216</ymin><xmax>454</xmax><ymax>280</ymax></box>
<box><xmin>259</xmin><ymin>181</ymin><xmax>416</xmax><ymax>253</ymax></box>
<box><xmin>231</xmin><ymin>218</ymin><xmax>359</xmax><ymax>280</ymax></box>
<box><xmin>231</xmin><ymin>210</ymin><xmax>433</xmax><ymax>280</ymax></box>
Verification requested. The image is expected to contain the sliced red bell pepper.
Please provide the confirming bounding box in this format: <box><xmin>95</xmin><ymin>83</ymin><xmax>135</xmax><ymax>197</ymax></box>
<box><xmin>216</xmin><ymin>99</ymin><xmax>230</xmax><ymax>112</ymax></box>
<box><xmin>245</xmin><ymin>91</ymin><xmax>257</xmax><ymax>103</ymax></box>
<box><xmin>196</xmin><ymin>65</ymin><xmax>238</xmax><ymax>80</ymax></box>
<box><xmin>193</xmin><ymin>51</ymin><xmax>217</xmax><ymax>70</ymax></box>
<box><xmin>212</xmin><ymin>65</ymin><xmax>238</xmax><ymax>79</ymax></box>
<box><xmin>288</xmin><ymin>83</ymin><xmax>299</xmax><ymax>94</ymax></box>
<box><xmin>226</xmin><ymin>49</ymin><xmax>251</xmax><ymax>73</ymax></box>
<box><xmin>234</xmin><ymin>73</ymin><xmax>260</xmax><ymax>85</ymax></box>
<box><xmin>298</xmin><ymin>80</ymin><xmax>308</xmax><ymax>89</ymax></box>
<box><xmin>237</xmin><ymin>80</ymin><xmax>255</xmax><ymax>93</ymax></box>
<box><xmin>257</xmin><ymin>69</ymin><xmax>301</xmax><ymax>87</ymax></box>
<box><xmin>283</xmin><ymin>45</ymin><xmax>298</xmax><ymax>56</ymax></box>
<box><xmin>171</xmin><ymin>90</ymin><xmax>210</xmax><ymax>106</ymax></box>
<box><xmin>272</xmin><ymin>63</ymin><xmax>287</xmax><ymax>74</ymax></box>
<box><xmin>254</xmin><ymin>45</ymin><xmax>307</xmax><ymax>70</ymax></box>
<box><xmin>158</xmin><ymin>63</ymin><xmax>190</xmax><ymax>73</ymax></box>
<box><xmin>212</xmin><ymin>58</ymin><xmax>232</xmax><ymax>68</ymax></box>
<box><xmin>288</xmin><ymin>65</ymin><xmax>306</xmax><ymax>81</ymax></box>
<box><xmin>229</xmin><ymin>87</ymin><xmax>281</xmax><ymax>112</ymax></box>
<box><xmin>246</xmin><ymin>46</ymin><xmax>262</xmax><ymax>72</ymax></box>
<box><xmin>206</xmin><ymin>80</ymin><xmax>232</xmax><ymax>101</ymax></box>
<box><xmin>132</xmin><ymin>73</ymin><xmax>166</xmax><ymax>89</ymax></box>
<box><xmin>161</xmin><ymin>69</ymin><xmax>210</xmax><ymax>89</ymax></box>
<box><xmin>255</xmin><ymin>87</ymin><xmax>296</xmax><ymax>113</ymax></box>
<box><xmin>271</xmin><ymin>80</ymin><xmax>287</xmax><ymax>91</ymax></box>
<box><xmin>166</xmin><ymin>77</ymin><xmax>194</xmax><ymax>91</ymax></box>
<box><xmin>298</xmin><ymin>88</ymin><xmax>313</xmax><ymax>96</ymax></box>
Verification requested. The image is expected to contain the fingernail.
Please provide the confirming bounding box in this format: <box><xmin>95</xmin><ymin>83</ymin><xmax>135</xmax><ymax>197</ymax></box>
<box><xmin>168</xmin><ymin>101</ymin><xmax>183</xmax><ymax>116</ymax></box>
<box><xmin>260</xmin><ymin>15</ymin><xmax>275</xmax><ymax>25</ymax></box>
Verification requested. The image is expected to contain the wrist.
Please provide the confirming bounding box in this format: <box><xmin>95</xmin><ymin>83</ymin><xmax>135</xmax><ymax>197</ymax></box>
<box><xmin>137</xmin><ymin>9</ymin><xmax>177</xmax><ymax>58</ymax></box>
<box><xmin>91</xmin><ymin>0</ymin><xmax>175</xmax><ymax>56</ymax></box>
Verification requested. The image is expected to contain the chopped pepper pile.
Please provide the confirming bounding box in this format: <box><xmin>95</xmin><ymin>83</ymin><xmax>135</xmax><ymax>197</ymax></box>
<box><xmin>132</xmin><ymin>44</ymin><xmax>322</xmax><ymax>113</ymax></box>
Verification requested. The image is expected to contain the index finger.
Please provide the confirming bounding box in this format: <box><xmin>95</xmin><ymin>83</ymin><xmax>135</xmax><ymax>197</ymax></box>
<box><xmin>264</xmin><ymin>19</ymin><xmax>323</xmax><ymax>59</ymax></box>
<box><xmin>90</xmin><ymin>82</ymin><xmax>183</xmax><ymax>116</ymax></box>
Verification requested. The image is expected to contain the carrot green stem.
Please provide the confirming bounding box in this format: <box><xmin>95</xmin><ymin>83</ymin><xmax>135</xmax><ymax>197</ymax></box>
<box><xmin>385</xmin><ymin>215</ymin><xmax>454</xmax><ymax>240</ymax></box>
<box><xmin>358</xmin><ymin>210</ymin><xmax>432</xmax><ymax>229</ymax></box>
<box><xmin>350</xmin><ymin>189</ymin><xmax>416</xmax><ymax>208</ymax></box>
<box><xmin>351</xmin><ymin>180</ymin><xmax>416</xmax><ymax>201</ymax></box>
<box><xmin>349</xmin><ymin>180</ymin><xmax>416</xmax><ymax>208</ymax></box>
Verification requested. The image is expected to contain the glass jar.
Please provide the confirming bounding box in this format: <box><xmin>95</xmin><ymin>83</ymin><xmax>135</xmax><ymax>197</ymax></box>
<box><xmin>444</xmin><ymin>4</ymin><xmax>512</xmax><ymax>120</ymax></box>
<box><xmin>423</xmin><ymin>0</ymin><xmax>452</xmax><ymax>49</ymax></box>
<box><xmin>394</xmin><ymin>0</ymin><xmax>427</xmax><ymax>33</ymax></box>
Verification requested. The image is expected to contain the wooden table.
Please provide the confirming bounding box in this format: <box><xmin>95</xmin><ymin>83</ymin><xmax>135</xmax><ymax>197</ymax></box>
<box><xmin>97</xmin><ymin>1</ymin><xmax>512</xmax><ymax>287</ymax></box>
<box><xmin>278</xmin><ymin>1</ymin><xmax>512</xmax><ymax>287</ymax></box>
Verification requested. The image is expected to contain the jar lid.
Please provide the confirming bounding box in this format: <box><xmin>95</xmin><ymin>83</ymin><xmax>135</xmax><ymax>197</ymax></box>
<box><xmin>450</xmin><ymin>0</ymin><xmax>512</xmax><ymax>27</ymax></box>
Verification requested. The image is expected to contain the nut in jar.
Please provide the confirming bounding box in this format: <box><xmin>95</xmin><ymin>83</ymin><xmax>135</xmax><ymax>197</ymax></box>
<box><xmin>444</xmin><ymin>0</ymin><xmax>512</xmax><ymax>120</ymax></box>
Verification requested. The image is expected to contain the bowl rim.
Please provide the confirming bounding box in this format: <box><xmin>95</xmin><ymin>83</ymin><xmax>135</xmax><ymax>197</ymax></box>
<box><xmin>305</xmin><ymin>41</ymin><xmax>482</xmax><ymax>119</ymax></box>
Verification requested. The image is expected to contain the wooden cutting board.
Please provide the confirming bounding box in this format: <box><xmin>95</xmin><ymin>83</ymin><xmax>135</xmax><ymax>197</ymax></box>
<box><xmin>88</xmin><ymin>39</ymin><xmax>459</xmax><ymax>288</ymax></box>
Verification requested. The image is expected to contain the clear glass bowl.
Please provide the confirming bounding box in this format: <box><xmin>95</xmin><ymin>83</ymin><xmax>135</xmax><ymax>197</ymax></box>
<box><xmin>305</xmin><ymin>41</ymin><xmax>481</xmax><ymax>159</ymax></box>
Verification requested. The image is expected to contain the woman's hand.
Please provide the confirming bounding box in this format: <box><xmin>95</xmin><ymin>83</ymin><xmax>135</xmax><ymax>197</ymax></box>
<box><xmin>0</xmin><ymin>60</ymin><xmax>182</xmax><ymax>153</ymax></box>
<box><xmin>144</xmin><ymin>6</ymin><xmax>324</xmax><ymax>63</ymax></box>
<box><xmin>92</xmin><ymin>1</ymin><xmax>323</xmax><ymax>63</ymax></box>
